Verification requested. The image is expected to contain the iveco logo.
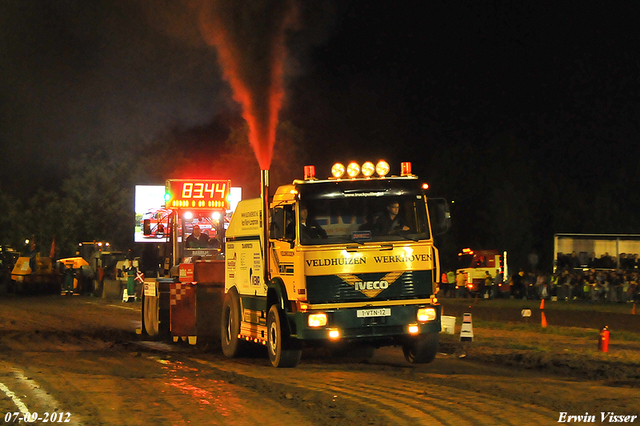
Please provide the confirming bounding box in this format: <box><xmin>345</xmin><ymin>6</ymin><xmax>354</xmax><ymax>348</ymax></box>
<box><xmin>338</xmin><ymin>272</ymin><xmax>403</xmax><ymax>298</ymax></box>
<box><xmin>354</xmin><ymin>280</ymin><xmax>389</xmax><ymax>291</ymax></box>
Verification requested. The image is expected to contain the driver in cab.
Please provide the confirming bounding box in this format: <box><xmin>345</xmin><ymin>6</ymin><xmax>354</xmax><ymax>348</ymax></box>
<box><xmin>287</xmin><ymin>204</ymin><xmax>327</xmax><ymax>240</ymax></box>
<box><xmin>186</xmin><ymin>225</ymin><xmax>210</xmax><ymax>248</ymax></box>
<box><xmin>375</xmin><ymin>201</ymin><xmax>410</xmax><ymax>235</ymax></box>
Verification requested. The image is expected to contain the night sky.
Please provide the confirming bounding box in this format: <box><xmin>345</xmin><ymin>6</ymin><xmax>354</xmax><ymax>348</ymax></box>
<box><xmin>295</xmin><ymin>2</ymin><xmax>640</xmax><ymax>177</ymax></box>
<box><xmin>1</xmin><ymin>1</ymin><xmax>639</xmax><ymax>266</ymax></box>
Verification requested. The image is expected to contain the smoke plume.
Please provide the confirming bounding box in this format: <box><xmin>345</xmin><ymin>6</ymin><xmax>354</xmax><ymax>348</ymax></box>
<box><xmin>195</xmin><ymin>0</ymin><xmax>296</xmax><ymax>170</ymax></box>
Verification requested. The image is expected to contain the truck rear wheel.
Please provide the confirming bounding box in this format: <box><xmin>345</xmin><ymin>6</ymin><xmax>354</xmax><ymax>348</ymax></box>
<box><xmin>267</xmin><ymin>305</ymin><xmax>301</xmax><ymax>368</ymax></box>
<box><xmin>221</xmin><ymin>290</ymin><xmax>247</xmax><ymax>357</ymax></box>
<box><xmin>402</xmin><ymin>332</ymin><xmax>438</xmax><ymax>364</ymax></box>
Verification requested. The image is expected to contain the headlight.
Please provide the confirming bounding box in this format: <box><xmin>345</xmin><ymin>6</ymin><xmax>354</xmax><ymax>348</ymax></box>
<box><xmin>308</xmin><ymin>313</ymin><xmax>328</xmax><ymax>327</ymax></box>
<box><xmin>417</xmin><ymin>307</ymin><xmax>437</xmax><ymax>322</ymax></box>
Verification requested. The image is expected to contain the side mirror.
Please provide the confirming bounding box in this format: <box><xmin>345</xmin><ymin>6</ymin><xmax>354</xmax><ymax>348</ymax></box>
<box><xmin>428</xmin><ymin>198</ymin><xmax>451</xmax><ymax>235</ymax></box>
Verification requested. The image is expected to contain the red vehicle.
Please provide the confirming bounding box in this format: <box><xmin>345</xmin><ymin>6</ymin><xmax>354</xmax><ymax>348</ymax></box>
<box><xmin>140</xmin><ymin>208</ymin><xmax>171</xmax><ymax>238</ymax></box>
<box><xmin>182</xmin><ymin>215</ymin><xmax>217</xmax><ymax>238</ymax></box>
<box><xmin>456</xmin><ymin>249</ymin><xmax>507</xmax><ymax>296</ymax></box>
<box><xmin>139</xmin><ymin>179</ymin><xmax>231</xmax><ymax>342</ymax></box>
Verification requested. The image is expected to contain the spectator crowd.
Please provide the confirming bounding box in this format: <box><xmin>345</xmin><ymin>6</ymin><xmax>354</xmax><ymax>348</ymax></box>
<box><xmin>439</xmin><ymin>254</ymin><xmax>640</xmax><ymax>303</ymax></box>
<box><xmin>555</xmin><ymin>251</ymin><xmax>640</xmax><ymax>271</ymax></box>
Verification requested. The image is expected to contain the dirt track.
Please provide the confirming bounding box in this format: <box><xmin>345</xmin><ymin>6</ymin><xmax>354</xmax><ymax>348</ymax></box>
<box><xmin>1</xmin><ymin>295</ymin><xmax>639</xmax><ymax>425</ymax></box>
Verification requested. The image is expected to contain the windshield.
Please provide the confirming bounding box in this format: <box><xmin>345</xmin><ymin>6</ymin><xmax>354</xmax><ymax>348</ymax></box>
<box><xmin>178</xmin><ymin>214</ymin><xmax>224</xmax><ymax>258</ymax></box>
<box><xmin>294</xmin><ymin>181</ymin><xmax>431</xmax><ymax>245</ymax></box>
<box><xmin>457</xmin><ymin>254</ymin><xmax>475</xmax><ymax>269</ymax></box>
<box><xmin>457</xmin><ymin>251</ymin><xmax>497</xmax><ymax>270</ymax></box>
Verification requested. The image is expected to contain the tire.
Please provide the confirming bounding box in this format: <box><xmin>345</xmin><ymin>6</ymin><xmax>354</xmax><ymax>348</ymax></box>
<box><xmin>143</xmin><ymin>293</ymin><xmax>159</xmax><ymax>336</ymax></box>
<box><xmin>267</xmin><ymin>304</ymin><xmax>301</xmax><ymax>368</ymax></box>
<box><xmin>402</xmin><ymin>332</ymin><xmax>438</xmax><ymax>364</ymax></box>
<box><xmin>221</xmin><ymin>290</ymin><xmax>247</xmax><ymax>358</ymax></box>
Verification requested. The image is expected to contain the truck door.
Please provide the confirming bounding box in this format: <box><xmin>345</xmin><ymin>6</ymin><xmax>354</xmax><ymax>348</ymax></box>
<box><xmin>269</xmin><ymin>204</ymin><xmax>297</xmax><ymax>290</ymax></box>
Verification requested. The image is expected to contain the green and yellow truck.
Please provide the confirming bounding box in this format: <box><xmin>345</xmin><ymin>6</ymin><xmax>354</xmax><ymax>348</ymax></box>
<box><xmin>222</xmin><ymin>160</ymin><xmax>450</xmax><ymax>367</ymax></box>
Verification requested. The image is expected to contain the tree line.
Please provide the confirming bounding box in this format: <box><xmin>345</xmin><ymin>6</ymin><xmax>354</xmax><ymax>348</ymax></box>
<box><xmin>0</xmin><ymin>120</ymin><xmax>306</xmax><ymax>260</ymax></box>
<box><xmin>1</xmin><ymin>115</ymin><xmax>639</xmax><ymax>273</ymax></box>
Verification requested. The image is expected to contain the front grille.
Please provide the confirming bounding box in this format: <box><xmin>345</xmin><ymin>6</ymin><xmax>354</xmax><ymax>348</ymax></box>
<box><xmin>307</xmin><ymin>270</ymin><xmax>432</xmax><ymax>304</ymax></box>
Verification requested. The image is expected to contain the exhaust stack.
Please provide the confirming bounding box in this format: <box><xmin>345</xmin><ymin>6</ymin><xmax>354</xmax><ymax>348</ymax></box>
<box><xmin>261</xmin><ymin>169</ymin><xmax>270</xmax><ymax>284</ymax></box>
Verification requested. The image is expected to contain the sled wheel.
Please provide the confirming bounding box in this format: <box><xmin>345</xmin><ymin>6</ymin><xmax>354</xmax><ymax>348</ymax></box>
<box><xmin>143</xmin><ymin>292</ymin><xmax>159</xmax><ymax>336</ymax></box>
<box><xmin>267</xmin><ymin>305</ymin><xmax>301</xmax><ymax>368</ymax></box>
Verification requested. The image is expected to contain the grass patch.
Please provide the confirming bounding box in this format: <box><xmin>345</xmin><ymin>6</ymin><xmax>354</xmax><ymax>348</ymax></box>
<box><xmin>439</xmin><ymin>321</ymin><xmax>640</xmax><ymax>368</ymax></box>
<box><xmin>441</xmin><ymin>297</ymin><xmax>637</xmax><ymax>315</ymax></box>
<box><xmin>468</xmin><ymin>318</ymin><xmax>640</xmax><ymax>342</ymax></box>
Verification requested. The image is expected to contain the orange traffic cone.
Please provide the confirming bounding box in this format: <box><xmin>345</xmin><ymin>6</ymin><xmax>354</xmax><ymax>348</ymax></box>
<box><xmin>541</xmin><ymin>312</ymin><xmax>547</xmax><ymax>328</ymax></box>
<box><xmin>633</xmin><ymin>303</ymin><xmax>637</xmax><ymax>315</ymax></box>
<box><xmin>540</xmin><ymin>299</ymin><xmax>545</xmax><ymax>310</ymax></box>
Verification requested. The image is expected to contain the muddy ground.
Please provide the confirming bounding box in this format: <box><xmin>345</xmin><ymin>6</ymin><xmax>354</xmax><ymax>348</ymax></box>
<box><xmin>0</xmin><ymin>295</ymin><xmax>639</xmax><ymax>425</ymax></box>
<box><xmin>440</xmin><ymin>298</ymin><xmax>640</xmax><ymax>383</ymax></box>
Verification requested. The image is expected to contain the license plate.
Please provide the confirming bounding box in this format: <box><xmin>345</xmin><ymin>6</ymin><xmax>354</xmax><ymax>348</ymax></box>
<box><xmin>357</xmin><ymin>308</ymin><xmax>391</xmax><ymax>318</ymax></box>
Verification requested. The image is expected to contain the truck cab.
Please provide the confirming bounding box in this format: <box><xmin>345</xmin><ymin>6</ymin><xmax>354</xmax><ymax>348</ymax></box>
<box><xmin>224</xmin><ymin>161</ymin><xmax>450</xmax><ymax>367</ymax></box>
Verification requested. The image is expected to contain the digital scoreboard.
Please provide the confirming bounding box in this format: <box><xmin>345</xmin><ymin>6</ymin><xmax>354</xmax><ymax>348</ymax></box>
<box><xmin>165</xmin><ymin>179</ymin><xmax>231</xmax><ymax>209</ymax></box>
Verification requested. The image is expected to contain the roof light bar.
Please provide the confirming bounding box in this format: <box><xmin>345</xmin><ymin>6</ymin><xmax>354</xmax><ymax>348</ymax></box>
<box><xmin>325</xmin><ymin>160</ymin><xmax>398</xmax><ymax>179</ymax></box>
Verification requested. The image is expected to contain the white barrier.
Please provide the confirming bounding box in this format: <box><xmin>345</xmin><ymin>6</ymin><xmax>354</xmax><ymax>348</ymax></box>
<box><xmin>440</xmin><ymin>315</ymin><xmax>456</xmax><ymax>334</ymax></box>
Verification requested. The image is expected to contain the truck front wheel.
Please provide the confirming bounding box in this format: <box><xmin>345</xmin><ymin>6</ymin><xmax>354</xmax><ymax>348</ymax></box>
<box><xmin>221</xmin><ymin>291</ymin><xmax>247</xmax><ymax>357</ymax></box>
<box><xmin>402</xmin><ymin>332</ymin><xmax>438</xmax><ymax>364</ymax></box>
<box><xmin>267</xmin><ymin>305</ymin><xmax>301</xmax><ymax>368</ymax></box>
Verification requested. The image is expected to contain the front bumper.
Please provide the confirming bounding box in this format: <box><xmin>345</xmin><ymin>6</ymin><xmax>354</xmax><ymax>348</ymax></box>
<box><xmin>289</xmin><ymin>303</ymin><xmax>441</xmax><ymax>342</ymax></box>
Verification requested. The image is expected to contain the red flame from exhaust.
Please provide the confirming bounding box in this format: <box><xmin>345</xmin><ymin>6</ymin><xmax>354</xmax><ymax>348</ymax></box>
<box><xmin>196</xmin><ymin>0</ymin><xmax>293</xmax><ymax>170</ymax></box>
